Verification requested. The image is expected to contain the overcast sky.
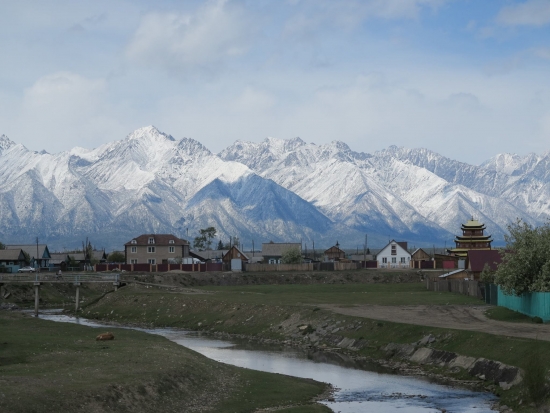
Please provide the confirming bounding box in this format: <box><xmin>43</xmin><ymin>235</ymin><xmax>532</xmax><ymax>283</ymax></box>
<box><xmin>1</xmin><ymin>0</ymin><xmax>550</xmax><ymax>164</ymax></box>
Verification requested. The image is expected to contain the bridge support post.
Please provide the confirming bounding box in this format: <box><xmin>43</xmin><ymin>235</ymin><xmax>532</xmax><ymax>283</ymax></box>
<box><xmin>34</xmin><ymin>282</ymin><xmax>41</xmax><ymax>316</ymax></box>
<box><xmin>74</xmin><ymin>282</ymin><xmax>81</xmax><ymax>312</ymax></box>
<box><xmin>113</xmin><ymin>282</ymin><xmax>120</xmax><ymax>291</ymax></box>
<box><xmin>0</xmin><ymin>283</ymin><xmax>3</xmax><ymax>305</ymax></box>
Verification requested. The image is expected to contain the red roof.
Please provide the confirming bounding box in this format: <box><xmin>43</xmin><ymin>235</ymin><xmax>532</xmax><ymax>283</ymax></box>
<box><xmin>468</xmin><ymin>250</ymin><xmax>502</xmax><ymax>272</ymax></box>
<box><xmin>124</xmin><ymin>234</ymin><xmax>189</xmax><ymax>246</ymax></box>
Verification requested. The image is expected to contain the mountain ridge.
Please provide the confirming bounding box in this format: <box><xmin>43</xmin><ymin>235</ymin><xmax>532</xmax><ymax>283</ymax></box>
<box><xmin>1</xmin><ymin>126</ymin><xmax>548</xmax><ymax>251</ymax></box>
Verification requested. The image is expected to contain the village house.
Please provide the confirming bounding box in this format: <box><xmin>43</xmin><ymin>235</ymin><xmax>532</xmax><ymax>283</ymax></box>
<box><xmin>191</xmin><ymin>249</ymin><xmax>228</xmax><ymax>263</ymax></box>
<box><xmin>376</xmin><ymin>240</ymin><xmax>411</xmax><ymax>269</ymax></box>
<box><xmin>467</xmin><ymin>249</ymin><xmax>502</xmax><ymax>280</ymax></box>
<box><xmin>6</xmin><ymin>244</ymin><xmax>51</xmax><ymax>269</ymax></box>
<box><xmin>261</xmin><ymin>242</ymin><xmax>302</xmax><ymax>264</ymax></box>
<box><xmin>124</xmin><ymin>234</ymin><xmax>190</xmax><ymax>265</ymax></box>
<box><xmin>411</xmin><ymin>248</ymin><xmax>433</xmax><ymax>269</ymax></box>
<box><xmin>323</xmin><ymin>242</ymin><xmax>346</xmax><ymax>261</ymax></box>
<box><xmin>0</xmin><ymin>249</ymin><xmax>26</xmax><ymax>273</ymax></box>
<box><xmin>438</xmin><ymin>269</ymin><xmax>469</xmax><ymax>280</ymax></box>
<box><xmin>222</xmin><ymin>246</ymin><xmax>249</xmax><ymax>264</ymax></box>
<box><xmin>50</xmin><ymin>250</ymin><xmax>108</xmax><ymax>271</ymax></box>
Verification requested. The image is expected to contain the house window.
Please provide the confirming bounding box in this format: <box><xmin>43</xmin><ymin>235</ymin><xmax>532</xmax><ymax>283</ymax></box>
<box><xmin>130</xmin><ymin>259</ymin><xmax>138</xmax><ymax>264</ymax></box>
<box><xmin>382</xmin><ymin>257</ymin><xmax>387</xmax><ymax>263</ymax></box>
<box><xmin>147</xmin><ymin>246</ymin><xmax>156</xmax><ymax>253</ymax></box>
<box><xmin>392</xmin><ymin>257</ymin><xmax>397</xmax><ymax>263</ymax></box>
<box><xmin>131</xmin><ymin>240</ymin><xmax>137</xmax><ymax>244</ymax></box>
<box><xmin>148</xmin><ymin>237</ymin><xmax>155</xmax><ymax>244</ymax></box>
<box><xmin>400</xmin><ymin>257</ymin><xmax>406</xmax><ymax>263</ymax></box>
<box><xmin>391</xmin><ymin>245</ymin><xmax>396</xmax><ymax>255</ymax></box>
<box><xmin>169</xmin><ymin>246</ymin><xmax>175</xmax><ymax>253</ymax></box>
<box><xmin>148</xmin><ymin>259</ymin><xmax>156</xmax><ymax>264</ymax></box>
<box><xmin>131</xmin><ymin>247</ymin><xmax>137</xmax><ymax>253</ymax></box>
<box><xmin>169</xmin><ymin>240</ymin><xmax>174</xmax><ymax>244</ymax></box>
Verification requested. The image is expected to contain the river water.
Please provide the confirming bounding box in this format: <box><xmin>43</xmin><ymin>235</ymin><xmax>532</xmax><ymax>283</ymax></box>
<box><xmin>39</xmin><ymin>312</ymin><xmax>497</xmax><ymax>413</ymax></box>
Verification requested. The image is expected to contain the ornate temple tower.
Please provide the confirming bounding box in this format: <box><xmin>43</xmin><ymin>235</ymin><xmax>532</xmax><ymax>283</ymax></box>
<box><xmin>449</xmin><ymin>217</ymin><xmax>492</xmax><ymax>258</ymax></box>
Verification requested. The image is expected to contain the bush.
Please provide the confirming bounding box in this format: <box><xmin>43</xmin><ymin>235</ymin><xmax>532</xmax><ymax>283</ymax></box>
<box><xmin>281</xmin><ymin>247</ymin><xmax>302</xmax><ymax>264</ymax></box>
<box><xmin>524</xmin><ymin>342</ymin><xmax>548</xmax><ymax>404</ymax></box>
<box><xmin>533</xmin><ymin>316</ymin><xmax>544</xmax><ymax>324</ymax></box>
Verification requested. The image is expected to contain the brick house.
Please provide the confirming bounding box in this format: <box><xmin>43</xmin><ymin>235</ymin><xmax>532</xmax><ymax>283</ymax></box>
<box><xmin>124</xmin><ymin>234</ymin><xmax>190</xmax><ymax>265</ymax></box>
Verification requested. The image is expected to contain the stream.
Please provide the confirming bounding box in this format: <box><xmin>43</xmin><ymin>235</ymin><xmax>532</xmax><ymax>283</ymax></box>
<box><xmin>38</xmin><ymin>312</ymin><xmax>497</xmax><ymax>413</ymax></box>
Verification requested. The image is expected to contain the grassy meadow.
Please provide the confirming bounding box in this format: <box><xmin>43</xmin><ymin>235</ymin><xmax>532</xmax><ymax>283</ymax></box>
<box><xmin>0</xmin><ymin>311</ymin><xmax>329</xmax><ymax>413</ymax></box>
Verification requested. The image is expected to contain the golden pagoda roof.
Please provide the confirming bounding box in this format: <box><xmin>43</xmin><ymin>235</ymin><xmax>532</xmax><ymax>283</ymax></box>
<box><xmin>454</xmin><ymin>237</ymin><xmax>492</xmax><ymax>242</ymax></box>
<box><xmin>461</xmin><ymin>218</ymin><xmax>486</xmax><ymax>229</ymax></box>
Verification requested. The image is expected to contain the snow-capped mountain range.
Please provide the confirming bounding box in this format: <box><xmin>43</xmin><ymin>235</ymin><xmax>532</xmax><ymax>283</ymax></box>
<box><xmin>0</xmin><ymin>126</ymin><xmax>547</xmax><ymax>251</ymax></box>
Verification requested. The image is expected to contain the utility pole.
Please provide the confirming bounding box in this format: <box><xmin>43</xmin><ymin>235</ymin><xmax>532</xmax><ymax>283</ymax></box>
<box><xmin>36</xmin><ymin>237</ymin><xmax>39</xmax><ymax>269</ymax></box>
<box><xmin>312</xmin><ymin>240</ymin><xmax>315</xmax><ymax>261</ymax></box>
<box><xmin>252</xmin><ymin>240</ymin><xmax>255</xmax><ymax>257</ymax></box>
<box><xmin>363</xmin><ymin>234</ymin><xmax>367</xmax><ymax>263</ymax></box>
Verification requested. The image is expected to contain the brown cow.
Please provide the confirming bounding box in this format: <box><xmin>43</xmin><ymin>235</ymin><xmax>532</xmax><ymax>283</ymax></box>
<box><xmin>96</xmin><ymin>332</ymin><xmax>115</xmax><ymax>341</ymax></box>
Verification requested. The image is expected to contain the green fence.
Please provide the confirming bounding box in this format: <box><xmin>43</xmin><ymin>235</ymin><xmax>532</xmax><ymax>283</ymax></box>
<box><xmin>496</xmin><ymin>286</ymin><xmax>550</xmax><ymax>322</ymax></box>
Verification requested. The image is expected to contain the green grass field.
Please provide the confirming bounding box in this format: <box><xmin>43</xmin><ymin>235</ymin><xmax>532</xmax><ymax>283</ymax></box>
<box><xmin>79</xmin><ymin>281</ymin><xmax>550</xmax><ymax>412</ymax></box>
<box><xmin>484</xmin><ymin>306</ymin><xmax>538</xmax><ymax>323</ymax></box>
<box><xmin>197</xmin><ymin>282</ymin><xmax>482</xmax><ymax>306</ymax></box>
<box><xmin>0</xmin><ymin>312</ymin><xmax>329</xmax><ymax>413</ymax></box>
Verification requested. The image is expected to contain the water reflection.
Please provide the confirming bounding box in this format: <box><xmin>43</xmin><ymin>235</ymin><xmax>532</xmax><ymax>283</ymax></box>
<box><xmin>38</xmin><ymin>313</ymin><xmax>496</xmax><ymax>412</ymax></box>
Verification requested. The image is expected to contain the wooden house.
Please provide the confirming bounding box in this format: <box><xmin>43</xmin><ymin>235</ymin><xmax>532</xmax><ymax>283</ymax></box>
<box><xmin>411</xmin><ymin>248</ymin><xmax>433</xmax><ymax>269</ymax></box>
<box><xmin>323</xmin><ymin>242</ymin><xmax>346</xmax><ymax>261</ymax></box>
<box><xmin>261</xmin><ymin>242</ymin><xmax>302</xmax><ymax>264</ymax></box>
<box><xmin>0</xmin><ymin>249</ymin><xmax>26</xmax><ymax>273</ymax></box>
<box><xmin>6</xmin><ymin>244</ymin><xmax>51</xmax><ymax>269</ymax></box>
<box><xmin>222</xmin><ymin>246</ymin><xmax>249</xmax><ymax>264</ymax></box>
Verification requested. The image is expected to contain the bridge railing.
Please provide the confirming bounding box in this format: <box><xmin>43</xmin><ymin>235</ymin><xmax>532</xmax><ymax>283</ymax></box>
<box><xmin>0</xmin><ymin>273</ymin><xmax>120</xmax><ymax>283</ymax></box>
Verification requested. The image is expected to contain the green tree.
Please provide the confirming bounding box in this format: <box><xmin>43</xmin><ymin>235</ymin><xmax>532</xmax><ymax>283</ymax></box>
<box><xmin>0</xmin><ymin>241</ymin><xmax>5</xmax><ymax>250</ymax></box>
<box><xmin>193</xmin><ymin>227</ymin><xmax>217</xmax><ymax>250</ymax></box>
<box><xmin>22</xmin><ymin>251</ymin><xmax>30</xmax><ymax>265</ymax></box>
<box><xmin>493</xmin><ymin>219</ymin><xmax>550</xmax><ymax>295</ymax></box>
<box><xmin>108</xmin><ymin>251</ymin><xmax>125</xmax><ymax>263</ymax></box>
<box><xmin>281</xmin><ymin>247</ymin><xmax>302</xmax><ymax>264</ymax></box>
<box><xmin>216</xmin><ymin>240</ymin><xmax>224</xmax><ymax>250</ymax></box>
<box><xmin>480</xmin><ymin>262</ymin><xmax>495</xmax><ymax>284</ymax></box>
<box><xmin>67</xmin><ymin>255</ymin><xmax>78</xmax><ymax>269</ymax></box>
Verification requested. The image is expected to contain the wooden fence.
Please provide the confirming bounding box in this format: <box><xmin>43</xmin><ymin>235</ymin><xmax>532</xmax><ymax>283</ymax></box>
<box><xmin>426</xmin><ymin>278</ymin><xmax>484</xmax><ymax>299</ymax></box>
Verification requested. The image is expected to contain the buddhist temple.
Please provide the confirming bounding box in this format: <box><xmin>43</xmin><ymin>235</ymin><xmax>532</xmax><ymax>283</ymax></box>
<box><xmin>448</xmin><ymin>217</ymin><xmax>492</xmax><ymax>258</ymax></box>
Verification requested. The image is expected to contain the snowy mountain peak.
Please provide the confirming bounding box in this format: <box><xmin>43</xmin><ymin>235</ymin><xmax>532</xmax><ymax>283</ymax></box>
<box><xmin>0</xmin><ymin>134</ymin><xmax>15</xmax><ymax>153</ymax></box>
<box><xmin>176</xmin><ymin>137</ymin><xmax>212</xmax><ymax>158</ymax></box>
<box><xmin>126</xmin><ymin>125</ymin><xmax>175</xmax><ymax>143</ymax></box>
<box><xmin>263</xmin><ymin>136</ymin><xmax>307</xmax><ymax>153</ymax></box>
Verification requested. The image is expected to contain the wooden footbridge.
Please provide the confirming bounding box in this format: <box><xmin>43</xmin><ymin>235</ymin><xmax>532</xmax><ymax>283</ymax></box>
<box><xmin>0</xmin><ymin>273</ymin><xmax>121</xmax><ymax>316</ymax></box>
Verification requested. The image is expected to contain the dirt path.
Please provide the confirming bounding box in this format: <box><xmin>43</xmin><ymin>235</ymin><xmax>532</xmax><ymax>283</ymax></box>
<box><xmin>320</xmin><ymin>304</ymin><xmax>550</xmax><ymax>341</ymax></box>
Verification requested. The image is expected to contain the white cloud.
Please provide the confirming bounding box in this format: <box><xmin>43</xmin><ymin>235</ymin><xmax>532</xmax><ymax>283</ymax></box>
<box><xmin>14</xmin><ymin>72</ymin><xmax>125</xmax><ymax>153</ymax></box>
<box><xmin>496</xmin><ymin>0</ymin><xmax>550</xmax><ymax>27</ymax></box>
<box><xmin>283</xmin><ymin>0</ymin><xmax>446</xmax><ymax>36</ymax></box>
<box><xmin>232</xmin><ymin>87</ymin><xmax>276</xmax><ymax>113</ymax></box>
<box><xmin>125</xmin><ymin>0</ymin><xmax>252</xmax><ymax>74</ymax></box>
<box><xmin>534</xmin><ymin>47</ymin><xmax>550</xmax><ymax>59</ymax></box>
